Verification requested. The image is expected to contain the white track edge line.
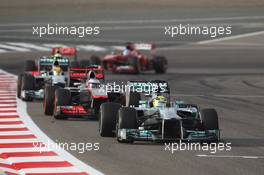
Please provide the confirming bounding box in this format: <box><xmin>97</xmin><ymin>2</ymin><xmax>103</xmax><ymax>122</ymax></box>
<box><xmin>198</xmin><ymin>30</ymin><xmax>264</xmax><ymax>44</ymax></box>
<box><xmin>0</xmin><ymin>69</ymin><xmax>104</xmax><ymax>175</ymax></box>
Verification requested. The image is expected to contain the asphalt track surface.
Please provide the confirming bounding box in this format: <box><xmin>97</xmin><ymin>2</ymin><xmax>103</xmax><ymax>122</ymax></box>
<box><xmin>0</xmin><ymin>1</ymin><xmax>264</xmax><ymax>175</ymax></box>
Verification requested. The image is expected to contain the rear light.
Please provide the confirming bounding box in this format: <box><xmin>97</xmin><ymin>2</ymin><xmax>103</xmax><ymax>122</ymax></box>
<box><xmin>69</xmin><ymin>68</ymin><xmax>105</xmax><ymax>79</ymax></box>
<box><xmin>70</xmin><ymin>72</ymin><xmax>86</xmax><ymax>78</ymax></box>
<box><xmin>52</xmin><ymin>47</ymin><xmax>77</xmax><ymax>55</ymax></box>
<box><xmin>92</xmin><ymin>95</ymin><xmax>108</xmax><ymax>99</ymax></box>
<box><xmin>29</xmin><ymin>71</ymin><xmax>40</xmax><ymax>76</ymax></box>
<box><xmin>95</xmin><ymin>69</ymin><xmax>104</xmax><ymax>79</ymax></box>
<box><xmin>96</xmin><ymin>74</ymin><xmax>104</xmax><ymax>79</ymax></box>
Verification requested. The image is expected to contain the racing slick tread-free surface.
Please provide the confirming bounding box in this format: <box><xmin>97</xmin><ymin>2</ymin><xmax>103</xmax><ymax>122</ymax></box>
<box><xmin>54</xmin><ymin>88</ymin><xmax>71</xmax><ymax>120</ymax></box>
<box><xmin>24</xmin><ymin>60</ymin><xmax>37</xmax><ymax>71</ymax></box>
<box><xmin>17</xmin><ymin>73</ymin><xmax>23</xmax><ymax>98</ymax></box>
<box><xmin>118</xmin><ymin>107</ymin><xmax>137</xmax><ymax>129</ymax></box>
<box><xmin>80</xmin><ymin>59</ymin><xmax>91</xmax><ymax>68</ymax></box>
<box><xmin>117</xmin><ymin>107</ymin><xmax>138</xmax><ymax>143</ymax></box>
<box><xmin>70</xmin><ymin>60</ymin><xmax>80</xmax><ymax>68</ymax></box>
<box><xmin>44</xmin><ymin>85</ymin><xmax>58</xmax><ymax>115</ymax></box>
<box><xmin>153</xmin><ymin>56</ymin><xmax>168</xmax><ymax>74</ymax></box>
<box><xmin>129</xmin><ymin>57</ymin><xmax>140</xmax><ymax>74</ymax></box>
<box><xmin>126</xmin><ymin>91</ymin><xmax>141</xmax><ymax>107</ymax></box>
<box><xmin>90</xmin><ymin>56</ymin><xmax>101</xmax><ymax>65</ymax></box>
<box><xmin>21</xmin><ymin>74</ymin><xmax>35</xmax><ymax>91</ymax></box>
<box><xmin>200</xmin><ymin>108</ymin><xmax>219</xmax><ymax>130</ymax></box>
<box><xmin>99</xmin><ymin>102</ymin><xmax>121</xmax><ymax>137</ymax></box>
<box><xmin>55</xmin><ymin>89</ymin><xmax>71</xmax><ymax>106</ymax></box>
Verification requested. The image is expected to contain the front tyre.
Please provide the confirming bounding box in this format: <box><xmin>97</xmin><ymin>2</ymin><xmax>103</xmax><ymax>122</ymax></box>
<box><xmin>117</xmin><ymin>107</ymin><xmax>137</xmax><ymax>143</ymax></box>
<box><xmin>99</xmin><ymin>102</ymin><xmax>121</xmax><ymax>137</ymax></box>
<box><xmin>43</xmin><ymin>85</ymin><xmax>58</xmax><ymax>115</ymax></box>
<box><xmin>54</xmin><ymin>89</ymin><xmax>71</xmax><ymax>120</ymax></box>
<box><xmin>201</xmin><ymin>108</ymin><xmax>220</xmax><ymax>141</ymax></box>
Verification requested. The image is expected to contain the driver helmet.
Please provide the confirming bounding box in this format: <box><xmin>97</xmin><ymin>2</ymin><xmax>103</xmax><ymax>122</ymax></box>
<box><xmin>152</xmin><ymin>95</ymin><xmax>167</xmax><ymax>108</ymax></box>
<box><xmin>53</xmin><ymin>60</ymin><xmax>59</xmax><ymax>66</ymax></box>
<box><xmin>86</xmin><ymin>78</ymin><xmax>100</xmax><ymax>88</ymax></box>
<box><xmin>53</xmin><ymin>61</ymin><xmax>62</xmax><ymax>75</ymax></box>
<box><xmin>53</xmin><ymin>53</ymin><xmax>62</xmax><ymax>60</ymax></box>
<box><xmin>126</xmin><ymin>43</ymin><xmax>134</xmax><ymax>51</ymax></box>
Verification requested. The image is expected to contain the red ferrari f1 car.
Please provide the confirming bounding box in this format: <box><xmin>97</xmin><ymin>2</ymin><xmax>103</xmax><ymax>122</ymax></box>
<box><xmin>92</xmin><ymin>43</ymin><xmax>168</xmax><ymax>74</ymax></box>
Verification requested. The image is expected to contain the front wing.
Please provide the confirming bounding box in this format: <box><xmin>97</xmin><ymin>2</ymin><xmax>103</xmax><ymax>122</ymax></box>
<box><xmin>54</xmin><ymin>105</ymin><xmax>97</xmax><ymax>118</ymax></box>
<box><xmin>21</xmin><ymin>89</ymin><xmax>44</xmax><ymax>101</ymax></box>
<box><xmin>117</xmin><ymin>128</ymin><xmax>220</xmax><ymax>143</ymax></box>
<box><xmin>114</xmin><ymin>65</ymin><xmax>138</xmax><ymax>73</ymax></box>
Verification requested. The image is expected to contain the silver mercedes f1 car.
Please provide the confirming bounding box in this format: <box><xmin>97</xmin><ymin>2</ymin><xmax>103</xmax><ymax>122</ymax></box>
<box><xmin>99</xmin><ymin>80</ymin><xmax>220</xmax><ymax>143</ymax></box>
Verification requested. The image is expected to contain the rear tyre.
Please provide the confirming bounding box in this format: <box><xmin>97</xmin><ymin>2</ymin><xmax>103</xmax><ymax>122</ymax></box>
<box><xmin>90</xmin><ymin>55</ymin><xmax>101</xmax><ymax>65</ymax></box>
<box><xmin>21</xmin><ymin>74</ymin><xmax>35</xmax><ymax>90</ymax></box>
<box><xmin>108</xmin><ymin>92</ymin><xmax>126</xmax><ymax>105</ymax></box>
<box><xmin>129</xmin><ymin>57</ymin><xmax>140</xmax><ymax>74</ymax></box>
<box><xmin>24</xmin><ymin>60</ymin><xmax>37</xmax><ymax>71</ymax></box>
<box><xmin>153</xmin><ymin>56</ymin><xmax>168</xmax><ymax>74</ymax></box>
<box><xmin>54</xmin><ymin>89</ymin><xmax>71</xmax><ymax>120</ymax></box>
<box><xmin>99</xmin><ymin>102</ymin><xmax>121</xmax><ymax>137</ymax></box>
<box><xmin>21</xmin><ymin>74</ymin><xmax>35</xmax><ymax>101</ymax></box>
<box><xmin>126</xmin><ymin>91</ymin><xmax>141</xmax><ymax>107</ymax></box>
<box><xmin>44</xmin><ymin>85</ymin><xmax>58</xmax><ymax>115</ymax></box>
<box><xmin>17</xmin><ymin>74</ymin><xmax>23</xmax><ymax>99</ymax></box>
<box><xmin>117</xmin><ymin>107</ymin><xmax>137</xmax><ymax>143</ymax></box>
<box><xmin>80</xmin><ymin>60</ymin><xmax>90</xmax><ymax>68</ymax></box>
<box><xmin>70</xmin><ymin>60</ymin><xmax>79</xmax><ymax>68</ymax></box>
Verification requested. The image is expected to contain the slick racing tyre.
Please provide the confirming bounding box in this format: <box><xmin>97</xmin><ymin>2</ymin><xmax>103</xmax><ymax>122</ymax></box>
<box><xmin>90</xmin><ymin>55</ymin><xmax>101</xmax><ymax>65</ymax></box>
<box><xmin>70</xmin><ymin>60</ymin><xmax>79</xmax><ymax>68</ymax></box>
<box><xmin>24</xmin><ymin>60</ymin><xmax>37</xmax><ymax>71</ymax></box>
<box><xmin>129</xmin><ymin>57</ymin><xmax>140</xmax><ymax>74</ymax></box>
<box><xmin>99</xmin><ymin>102</ymin><xmax>121</xmax><ymax>137</ymax></box>
<box><xmin>153</xmin><ymin>56</ymin><xmax>168</xmax><ymax>74</ymax></box>
<box><xmin>117</xmin><ymin>107</ymin><xmax>137</xmax><ymax>143</ymax></box>
<box><xmin>21</xmin><ymin>74</ymin><xmax>35</xmax><ymax>90</ymax></box>
<box><xmin>126</xmin><ymin>91</ymin><xmax>141</xmax><ymax>107</ymax></box>
<box><xmin>200</xmin><ymin>108</ymin><xmax>219</xmax><ymax>130</ymax></box>
<box><xmin>54</xmin><ymin>89</ymin><xmax>71</xmax><ymax>120</ymax></box>
<box><xmin>17</xmin><ymin>74</ymin><xmax>23</xmax><ymax>99</ymax></box>
<box><xmin>108</xmin><ymin>92</ymin><xmax>126</xmax><ymax>105</ymax></box>
<box><xmin>21</xmin><ymin>74</ymin><xmax>35</xmax><ymax>101</ymax></box>
<box><xmin>201</xmin><ymin>108</ymin><xmax>220</xmax><ymax>141</ymax></box>
<box><xmin>80</xmin><ymin>59</ymin><xmax>90</xmax><ymax>68</ymax></box>
<box><xmin>44</xmin><ymin>85</ymin><xmax>58</xmax><ymax>116</ymax></box>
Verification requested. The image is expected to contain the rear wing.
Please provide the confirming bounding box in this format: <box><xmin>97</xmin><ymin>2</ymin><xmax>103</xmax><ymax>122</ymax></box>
<box><xmin>38</xmin><ymin>56</ymin><xmax>69</xmax><ymax>71</ymax></box>
<box><xmin>39</xmin><ymin>57</ymin><xmax>69</xmax><ymax>65</ymax></box>
<box><xmin>128</xmin><ymin>43</ymin><xmax>156</xmax><ymax>55</ymax></box>
<box><xmin>131</xmin><ymin>43</ymin><xmax>156</xmax><ymax>50</ymax></box>
<box><xmin>52</xmin><ymin>47</ymin><xmax>77</xmax><ymax>58</ymax></box>
<box><xmin>69</xmin><ymin>67</ymin><xmax>104</xmax><ymax>81</ymax></box>
<box><xmin>127</xmin><ymin>80</ymin><xmax>169</xmax><ymax>94</ymax></box>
